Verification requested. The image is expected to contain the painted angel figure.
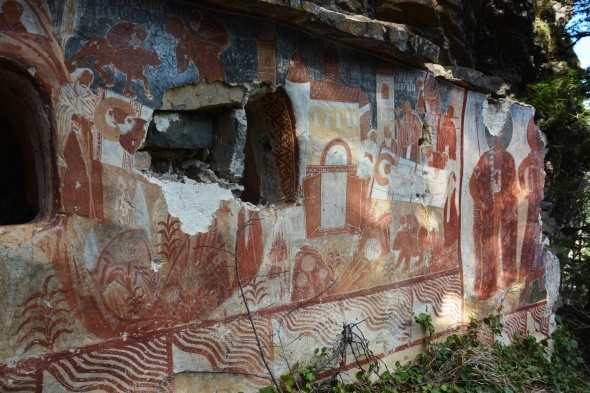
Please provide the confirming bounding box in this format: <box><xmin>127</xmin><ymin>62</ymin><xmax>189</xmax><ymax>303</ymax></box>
<box><xmin>165</xmin><ymin>10</ymin><xmax>229</xmax><ymax>81</ymax></box>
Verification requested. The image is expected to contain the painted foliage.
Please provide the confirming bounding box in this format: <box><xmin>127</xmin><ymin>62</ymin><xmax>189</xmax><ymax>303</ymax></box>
<box><xmin>0</xmin><ymin>0</ymin><xmax>551</xmax><ymax>392</ymax></box>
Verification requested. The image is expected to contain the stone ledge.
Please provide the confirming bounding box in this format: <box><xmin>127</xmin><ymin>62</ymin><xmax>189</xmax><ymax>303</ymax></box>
<box><xmin>425</xmin><ymin>63</ymin><xmax>510</xmax><ymax>96</ymax></box>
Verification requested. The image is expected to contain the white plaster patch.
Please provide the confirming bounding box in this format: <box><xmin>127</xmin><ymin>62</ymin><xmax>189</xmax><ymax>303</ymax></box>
<box><xmin>482</xmin><ymin>99</ymin><xmax>512</xmax><ymax>136</ymax></box>
<box><xmin>144</xmin><ymin>175</ymin><xmax>233</xmax><ymax>235</ymax></box>
<box><xmin>154</xmin><ymin>112</ymin><xmax>179</xmax><ymax>132</ymax></box>
<box><xmin>151</xmin><ymin>257</ymin><xmax>163</xmax><ymax>272</ymax></box>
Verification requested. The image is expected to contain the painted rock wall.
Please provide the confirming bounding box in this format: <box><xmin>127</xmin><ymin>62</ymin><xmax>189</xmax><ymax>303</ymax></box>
<box><xmin>0</xmin><ymin>0</ymin><xmax>557</xmax><ymax>392</ymax></box>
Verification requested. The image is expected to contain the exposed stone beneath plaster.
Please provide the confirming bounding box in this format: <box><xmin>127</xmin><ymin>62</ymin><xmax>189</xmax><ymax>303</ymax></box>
<box><xmin>145</xmin><ymin>112</ymin><xmax>214</xmax><ymax>150</ymax></box>
<box><xmin>543</xmin><ymin>244</ymin><xmax>561</xmax><ymax>329</ymax></box>
<box><xmin>160</xmin><ymin>80</ymin><xmax>275</xmax><ymax>111</ymax></box>
<box><xmin>209</xmin><ymin>108</ymin><xmax>247</xmax><ymax>182</ymax></box>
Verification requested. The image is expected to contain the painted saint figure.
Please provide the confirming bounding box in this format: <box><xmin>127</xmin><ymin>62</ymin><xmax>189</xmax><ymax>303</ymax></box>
<box><xmin>443</xmin><ymin>171</ymin><xmax>459</xmax><ymax>247</ymax></box>
<box><xmin>469</xmin><ymin>115</ymin><xmax>519</xmax><ymax>300</ymax></box>
<box><xmin>165</xmin><ymin>10</ymin><xmax>229</xmax><ymax>81</ymax></box>
<box><xmin>0</xmin><ymin>1</ymin><xmax>26</xmax><ymax>33</ymax></box>
<box><xmin>437</xmin><ymin>105</ymin><xmax>457</xmax><ymax>161</ymax></box>
<box><xmin>415</xmin><ymin>79</ymin><xmax>425</xmax><ymax>112</ymax></box>
<box><xmin>92</xmin><ymin>95</ymin><xmax>149</xmax><ymax>170</ymax></box>
<box><xmin>518</xmin><ymin>117</ymin><xmax>545</xmax><ymax>298</ymax></box>
<box><xmin>395</xmin><ymin>101</ymin><xmax>422</xmax><ymax>163</ymax></box>
<box><xmin>59</xmin><ymin>70</ymin><xmax>104</xmax><ymax>219</ymax></box>
<box><xmin>381</xmin><ymin>125</ymin><xmax>398</xmax><ymax>153</ymax></box>
<box><xmin>358</xmin><ymin>129</ymin><xmax>379</xmax><ymax>179</ymax></box>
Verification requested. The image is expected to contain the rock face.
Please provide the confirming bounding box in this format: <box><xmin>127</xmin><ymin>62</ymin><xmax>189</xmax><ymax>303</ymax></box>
<box><xmin>0</xmin><ymin>0</ymin><xmax>557</xmax><ymax>392</ymax></box>
<box><xmin>291</xmin><ymin>0</ymin><xmax>573</xmax><ymax>92</ymax></box>
<box><xmin>370</xmin><ymin>0</ymin><xmax>539</xmax><ymax>90</ymax></box>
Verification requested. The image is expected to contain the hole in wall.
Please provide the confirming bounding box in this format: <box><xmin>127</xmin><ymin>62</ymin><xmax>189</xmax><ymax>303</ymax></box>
<box><xmin>141</xmin><ymin>107</ymin><xmax>245</xmax><ymax>194</ymax></box>
<box><xmin>140</xmin><ymin>83</ymin><xmax>298</xmax><ymax>205</ymax></box>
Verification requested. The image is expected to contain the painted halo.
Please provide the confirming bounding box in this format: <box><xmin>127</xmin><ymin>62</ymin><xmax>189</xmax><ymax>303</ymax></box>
<box><xmin>93</xmin><ymin>97</ymin><xmax>136</xmax><ymax>142</ymax></box>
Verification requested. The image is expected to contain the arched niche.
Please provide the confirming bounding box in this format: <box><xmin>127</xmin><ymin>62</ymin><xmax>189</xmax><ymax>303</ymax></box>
<box><xmin>240</xmin><ymin>86</ymin><xmax>299</xmax><ymax>205</ymax></box>
<box><xmin>0</xmin><ymin>59</ymin><xmax>55</xmax><ymax>225</ymax></box>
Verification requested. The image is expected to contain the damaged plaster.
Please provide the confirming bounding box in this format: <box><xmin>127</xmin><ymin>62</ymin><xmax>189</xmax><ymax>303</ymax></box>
<box><xmin>483</xmin><ymin>98</ymin><xmax>514</xmax><ymax>136</ymax></box>
<box><xmin>0</xmin><ymin>1</ymin><xmax>553</xmax><ymax>392</ymax></box>
<box><xmin>144</xmin><ymin>173</ymin><xmax>234</xmax><ymax>235</ymax></box>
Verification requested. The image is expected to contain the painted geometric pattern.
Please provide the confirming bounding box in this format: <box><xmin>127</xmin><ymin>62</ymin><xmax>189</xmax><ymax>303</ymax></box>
<box><xmin>0</xmin><ymin>272</ymin><xmax>466</xmax><ymax>392</ymax></box>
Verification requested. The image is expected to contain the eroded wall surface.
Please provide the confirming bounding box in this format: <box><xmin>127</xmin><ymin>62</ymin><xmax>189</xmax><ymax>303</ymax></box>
<box><xmin>0</xmin><ymin>1</ymin><xmax>556</xmax><ymax>392</ymax></box>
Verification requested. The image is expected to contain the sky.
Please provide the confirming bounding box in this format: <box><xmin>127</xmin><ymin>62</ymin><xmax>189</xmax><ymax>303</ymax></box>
<box><xmin>574</xmin><ymin>38</ymin><xmax>590</xmax><ymax>108</ymax></box>
<box><xmin>575</xmin><ymin>37</ymin><xmax>590</xmax><ymax>68</ymax></box>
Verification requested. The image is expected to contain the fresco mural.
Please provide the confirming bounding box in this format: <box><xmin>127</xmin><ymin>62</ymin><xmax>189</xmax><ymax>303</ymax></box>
<box><xmin>0</xmin><ymin>0</ymin><xmax>552</xmax><ymax>391</ymax></box>
<box><xmin>461</xmin><ymin>94</ymin><xmax>547</xmax><ymax>308</ymax></box>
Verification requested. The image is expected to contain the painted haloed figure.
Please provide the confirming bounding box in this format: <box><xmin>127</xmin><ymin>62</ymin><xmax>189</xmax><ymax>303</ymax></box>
<box><xmin>381</xmin><ymin>125</ymin><xmax>397</xmax><ymax>152</ymax></box>
<box><xmin>0</xmin><ymin>1</ymin><xmax>26</xmax><ymax>33</ymax></box>
<box><xmin>518</xmin><ymin>117</ymin><xmax>545</xmax><ymax>299</ymax></box>
<box><xmin>437</xmin><ymin>105</ymin><xmax>457</xmax><ymax>161</ymax></box>
<box><xmin>443</xmin><ymin>171</ymin><xmax>459</xmax><ymax>247</ymax></box>
<box><xmin>358</xmin><ymin>129</ymin><xmax>379</xmax><ymax>178</ymax></box>
<box><xmin>62</xmin><ymin>70</ymin><xmax>105</xmax><ymax>219</ymax></box>
<box><xmin>469</xmin><ymin>115</ymin><xmax>519</xmax><ymax>300</ymax></box>
<box><xmin>395</xmin><ymin>100</ymin><xmax>422</xmax><ymax>162</ymax></box>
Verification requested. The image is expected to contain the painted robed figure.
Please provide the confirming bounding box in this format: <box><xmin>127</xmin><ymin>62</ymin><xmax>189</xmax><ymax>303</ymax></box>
<box><xmin>469</xmin><ymin>115</ymin><xmax>519</xmax><ymax>300</ymax></box>
<box><xmin>518</xmin><ymin>117</ymin><xmax>546</xmax><ymax>298</ymax></box>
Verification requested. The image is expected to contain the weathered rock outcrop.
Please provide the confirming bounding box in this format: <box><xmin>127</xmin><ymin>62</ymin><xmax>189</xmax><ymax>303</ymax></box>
<box><xmin>236</xmin><ymin>0</ymin><xmax>575</xmax><ymax>92</ymax></box>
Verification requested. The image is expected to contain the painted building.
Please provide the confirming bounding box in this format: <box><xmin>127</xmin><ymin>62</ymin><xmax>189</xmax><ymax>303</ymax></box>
<box><xmin>0</xmin><ymin>0</ymin><xmax>556</xmax><ymax>392</ymax></box>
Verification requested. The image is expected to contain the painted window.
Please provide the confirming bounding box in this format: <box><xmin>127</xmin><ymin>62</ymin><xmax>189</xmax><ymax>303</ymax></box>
<box><xmin>381</xmin><ymin>83</ymin><xmax>390</xmax><ymax>100</ymax></box>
